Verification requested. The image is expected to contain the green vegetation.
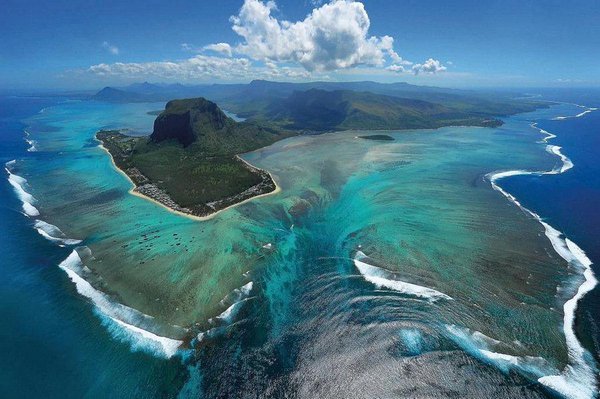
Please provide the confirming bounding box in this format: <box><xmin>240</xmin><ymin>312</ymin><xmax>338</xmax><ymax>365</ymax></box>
<box><xmin>97</xmin><ymin>98</ymin><xmax>293</xmax><ymax>216</ymax></box>
<box><xmin>254</xmin><ymin>89</ymin><xmax>508</xmax><ymax>131</ymax></box>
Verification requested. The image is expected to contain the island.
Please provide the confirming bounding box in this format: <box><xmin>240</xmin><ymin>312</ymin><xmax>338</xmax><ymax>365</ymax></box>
<box><xmin>95</xmin><ymin>82</ymin><xmax>548</xmax><ymax>219</ymax></box>
<box><xmin>97</xmin><ymin>98</ymin><xmax>293</xmax><ymax>218</ymax></box>
<box><xmin>359</xmin><ymin>134</ymin><xmax>395</xmax><ymax>141</ymax></box>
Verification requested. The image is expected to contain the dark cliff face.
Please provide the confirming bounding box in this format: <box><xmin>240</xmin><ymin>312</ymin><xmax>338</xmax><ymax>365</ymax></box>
<box><xmin>151</xmin><ymin>110</ymin><xmax>196</xmax><ymax>147</ymax></box>
<box><xmin>150</xmin><ymin>98</ymin><xmax>229</xmax><ymax>147</ymax></box>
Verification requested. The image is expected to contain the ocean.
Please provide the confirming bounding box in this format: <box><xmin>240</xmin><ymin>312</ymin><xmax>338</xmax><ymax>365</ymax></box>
<box><xmin>0</xmin><ymin>90</ymin><xmax>598</xmax><ymax>398</ymax></box>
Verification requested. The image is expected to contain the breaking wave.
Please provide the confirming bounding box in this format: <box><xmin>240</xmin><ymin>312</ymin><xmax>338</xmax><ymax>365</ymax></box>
<box><xmin>445</xmin><ymin>324</ymin><xmax>554</xmax><ymax>377</ymax></box>
<box><xmin>34</xmin><ymin>220</ymin><xmax>82</xmax><ymax>246</ymax></box>
<box><xmin>551</xmin><ymin>104</ymin><xmax>597</xmax><ymax>120</ymax></box>
<box><xmin>196</xmin><ymin>281</ymin><xmax>255</xmax><ymax>343</ymax></box>
<box><xmin>58</xmin><ymin>249</ymin><xmax>184</xmax><ymax>358</ymax></box>
<box><xmin>24</xmin><ymin>130</ymin><xmax>37</xmax><ymax>152</ymax></box>
<box><xmin>5</xmin><ymin>160</ymin><xmax>40</xmax><ymax>216</ymax></box>
<box><xmin>215</xmin><ymin>281</ymin><xmax>254</xmax><ymax>324</ymax></box>
<box><xmin>354</xmin><ymin>251</ymin><xmax>452</xmax><ymax>302</ymax></box>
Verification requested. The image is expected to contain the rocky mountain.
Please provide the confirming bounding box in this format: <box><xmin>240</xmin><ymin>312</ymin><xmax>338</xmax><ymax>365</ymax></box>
<box><xmin>150</xmin><ymin>98</ymin><xmax>228</xmax><ymax>147</ymax></box>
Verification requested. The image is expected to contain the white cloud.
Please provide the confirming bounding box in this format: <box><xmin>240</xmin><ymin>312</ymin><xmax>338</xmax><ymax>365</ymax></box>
<box><xmin>411</xmin><ymin>58</ymin><xmax>447</xmax><ymax>75</ymax></box>
<box><xmin>203</xmin><ymin>42</ymin><xmax>233</xmax><ymax>57</ymax></box>
<box><xmin>387</xmin><ymin>64</ymin><xmax>406</xmax><ymax>73</ymax></box>
<box><xmin>88</xmin><ymin>55</ymin><xmax>251</xmax><ymax>80</ymax></box>
<box><xmin>86</xmin><ymin>1</ymin><xmax>450</xmax><ymax>82</ymax></box>
<box><xmin>86</xmin><ymin>54</ymin><xmax>311</xmax><ymax>81</ymax></box>
<box><xmin>229</xmin><ymin>0</ymin><xmax>396</xmax><ymax>72</ymax></box>
<box><xmin>102</xmin><ymin>41</ymin><xmax>119</xmax><ymax>55</ymax></box>
<box><xmin>388</xmin><ymin>58</ymin><xmax>447</xmax><ymax>75</ymax></box>
<box><xmin>180</xmin><ymin>43</ymin><xmax>195</xmax><ymax>52</ymax></box>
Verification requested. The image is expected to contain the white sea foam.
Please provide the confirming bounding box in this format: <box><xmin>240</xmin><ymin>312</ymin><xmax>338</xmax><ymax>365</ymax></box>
<box><xmin>538</xmin><ymin>239</ymin><xmax>598</xmax><ymax>399</ymax></box>
<box><xmin>546</xmin><ymin>145</ymin><xmax>574</xmax><ymax>173</ymax></box>
<box><xmin>216</xmin><ymin>297</ymin><xmax>252</xmax><ymax>323</ymax></box>
<box><xmin>552</xmin><ymin>105</ymin><xmax>597</xmax><ymax>121</ymax></box>
<box><xmin>58</xmin><ymin>249</ymin><xmax>183</xmax><ymax>358</ymax></box>
<box><xmin>34</xmin><ymin>220</ymin><xmax>82</xmax><ymax>246</ymax></box>
<box><xmin>445</xmin><ymin>324</ymin><xmax>553</xmax><ymax>376</ymax></box>
<box><xmin>238</xmin><ymin>281</ymin><xmax>253</xmax><ymax>297</ymax></box>
<box><xmin>354</xmin><ymin>251</ymin><xmax>452</xmax><ymax>301</ymax></box>
<box><xmin>5</xmin><ymin>161</ymin><xmax>40</xmax><ymax>217</ymax></box>
<box><xmin>25</xmin><ymin>139</ymin><xmax>37</xmax><ymax>152</ymax></box>
<box><xmin>215</xmin><ymin>281</ymin><xmax>254</xmax><ymax>323</ymax></box>
<box><xmin>24</xmin><ymin>131</ymin><xmax>37</xmax><ymax>152</ymax></box>
<box><xmin>105</xmin><ymin>316</ymin><xmax>182</xmax><ymax>359</ymax></box>
<box><xmin>575</xmin><ymin>109</ymin><xmax>593</xmax><ymax>118</ymax></box>
<box><xmin>531</xmin><ymin>123</ymin><xmax>556</xmax><ymax>143</ymax></box>
<box><xmin>486</xmin><ymin>112</ymin><xmax>598</xmax><ymax>398</ymax></box>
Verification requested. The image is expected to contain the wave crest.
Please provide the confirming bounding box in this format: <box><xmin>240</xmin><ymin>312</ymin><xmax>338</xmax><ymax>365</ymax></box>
<box><xmin>354</xmin><ymin>251</ymin><xmax>452</xmax><ymax>301</ymax></box>
<box><xmin>58</xmin><ymin>249</ymin><xmax>184</xmax><ymax>358</ymax></box>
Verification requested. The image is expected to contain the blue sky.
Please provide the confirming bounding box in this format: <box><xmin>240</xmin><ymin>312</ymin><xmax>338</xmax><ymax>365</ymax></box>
<box><xmin>1</xmin><ymin>0</ymin><xmax>599</xmax><ymax>90</ymax></box>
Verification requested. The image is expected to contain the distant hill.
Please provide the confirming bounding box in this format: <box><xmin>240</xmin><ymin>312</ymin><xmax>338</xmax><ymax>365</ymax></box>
<box><xmin>261</xmin><ymin>89</ymin><xmax>494</xmax><ymax>131</ymax></box>
<box><xmin>91</xmin><ymin>79</ymin><xmax>478</xmax><ymax>106</ymax></box>
<box><xmin>93</xmin><ymin>87</ymin><xmax>145</xmax><ymax>102</ymax></box>
<box><xmin>92</xmin><ymin>82</ymin><xmax>210</xmax><ymax>103</ymax></box>
<box><xmin>92</xmin><ymin>80</ymin><xmax>546</xmax><ymax>131</ymax></box>
<box><xmin>91</xmin><ymin>80</ymin><xmax>546</xmax><ymax>122</ymax></box>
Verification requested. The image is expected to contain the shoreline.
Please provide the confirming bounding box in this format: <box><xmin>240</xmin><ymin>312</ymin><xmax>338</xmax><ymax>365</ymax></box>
<box><xmin>97</xmin><ymin>142</ymin><xmax>281</xmax><ymax>222</ymax></box>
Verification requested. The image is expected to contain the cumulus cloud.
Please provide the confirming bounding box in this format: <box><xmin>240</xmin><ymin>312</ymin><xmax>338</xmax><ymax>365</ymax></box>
<box><xmin>87</xmin><ymin>1</ymin><xmax>449</xmax><ymax>82</ymax></box>
<box><xmin>387</xmin><ymin>64</ymin><xmax>406</xmax><ymax>73</ymax></box>
<box><xmin>229</xmin><ymin>0</ymin><xmax>396</xmax><ymax>71</ymax></box>
<box><xmin>86</xmin><ymin>54</ymin><xmax>310</xmax><ymax>81</ymax></box>
<box><xmin>411</xmin><ymin>58</ymin><xmax>447</xmax><ymax>75</ymax></box>
<box><xmin>102</xmin><ymin>41</ymin><xmax>119</xmax><ymax>55</ymax></box>
<box><xmin>88</xmin><ymin>55</ymin><xmax>251</xmax><ymax>80</ymax></box>
<box><xmin>202</xmin><ymin>42</ymin><xmax>233</xmax><ymax>57</ymax></box>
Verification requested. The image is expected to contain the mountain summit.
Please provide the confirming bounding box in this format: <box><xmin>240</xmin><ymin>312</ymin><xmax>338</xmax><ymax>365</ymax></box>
<box><xmin>150</xmin><ymin>98</ymin><xmax>229</xmax><ymax>147</ymax></box>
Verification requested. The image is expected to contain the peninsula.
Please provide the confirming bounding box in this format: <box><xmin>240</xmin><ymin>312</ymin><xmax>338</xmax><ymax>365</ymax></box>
<box><xmin>97</xmin><ymin>98</ymin><xmax>293</xmax><ymax>218</ymax></box>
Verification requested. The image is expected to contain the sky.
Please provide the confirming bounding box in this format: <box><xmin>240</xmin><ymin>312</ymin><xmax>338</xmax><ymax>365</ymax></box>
<box><xmin>1</xmin><ymin>0</ymin><xmax>599</xmax><ymax>90</ymax></box>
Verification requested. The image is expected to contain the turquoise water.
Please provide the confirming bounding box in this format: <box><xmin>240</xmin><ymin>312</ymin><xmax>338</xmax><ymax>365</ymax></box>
<box><xmin>2</xmin><ymin>96</ymin><xmax>598</xmax><ymax>398</ymax></box>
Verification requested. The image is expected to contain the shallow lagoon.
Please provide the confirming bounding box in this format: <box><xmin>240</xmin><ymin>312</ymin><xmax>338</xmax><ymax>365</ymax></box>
<box><xmin>12</xmin><ymin>99</ymin><xmax>597</xmax><ymax>397</ymax></box>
